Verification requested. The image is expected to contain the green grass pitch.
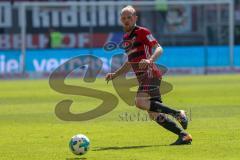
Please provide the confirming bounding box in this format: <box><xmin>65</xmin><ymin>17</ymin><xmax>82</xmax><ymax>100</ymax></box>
<box><xmin>0</xmin><ymin>74</ymin><xmax>240</xmax><ymax>160</ymax></box>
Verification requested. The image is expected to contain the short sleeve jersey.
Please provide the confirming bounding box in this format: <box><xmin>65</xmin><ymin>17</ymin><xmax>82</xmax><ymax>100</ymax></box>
<box><xmin>123</xmin><ymin>26</ymin><xmax>162</xmax><ymax>80</ymax></box>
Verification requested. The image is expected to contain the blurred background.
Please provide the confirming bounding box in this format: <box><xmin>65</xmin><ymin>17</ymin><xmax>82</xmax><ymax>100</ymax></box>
<box><xmin>0</xmin><ymin>0</ymin><xmax>239</xmax><ymax>78</ymax></box>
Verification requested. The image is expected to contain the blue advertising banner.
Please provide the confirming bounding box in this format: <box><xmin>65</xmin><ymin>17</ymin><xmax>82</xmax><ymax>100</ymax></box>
<box><xmin>0</xmin><ymin>46</ymin><xmax>240</xmax><ymax>75</ymax></box>
<box><xmin>0</xmin><ymin>51</ymin><xmax>21</xmax><ymax>74</ymax></box>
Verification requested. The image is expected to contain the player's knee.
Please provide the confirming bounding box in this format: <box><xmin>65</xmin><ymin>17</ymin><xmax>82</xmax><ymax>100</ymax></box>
<box><xmin>135</xmin><ymin>98</ymin><xmax>146</xmax><ymax>110</ymax></box>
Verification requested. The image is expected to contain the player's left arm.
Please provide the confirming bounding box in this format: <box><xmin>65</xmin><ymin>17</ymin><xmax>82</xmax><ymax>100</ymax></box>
<box><xmin>139</xmin><ymin>43</ymin><xmax>163</xmax><ymax>69</ymax></box>
<box><xmin>149</xmin><ymin>43</ymin><xmax>163</xmax><ymax>63</ymax></box>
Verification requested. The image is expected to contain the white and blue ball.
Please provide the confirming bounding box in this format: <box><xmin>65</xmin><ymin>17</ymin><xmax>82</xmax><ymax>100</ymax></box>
<box><xmin>69</xmin><ymin>134</ymin><xmax>90</xmax><ymax>155</ymax></box>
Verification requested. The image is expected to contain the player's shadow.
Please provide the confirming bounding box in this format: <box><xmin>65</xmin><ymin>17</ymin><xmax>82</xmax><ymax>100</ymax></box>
<box><xmin>93</xmin><ymin>144</ymin><xmax>167</xmax><ymax>151</ymax></box>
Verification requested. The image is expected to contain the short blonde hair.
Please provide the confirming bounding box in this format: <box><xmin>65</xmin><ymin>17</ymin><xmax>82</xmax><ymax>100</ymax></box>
<box><xmin>120</xmin><ymin>5</ymin><xmax>136</xmax><ymax>16</ymax></box>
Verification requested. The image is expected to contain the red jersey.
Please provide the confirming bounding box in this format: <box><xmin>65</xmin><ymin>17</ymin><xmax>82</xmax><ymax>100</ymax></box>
<box><xmin>123</xmin><ymin>26</ymin><xmax>162</xmax><ymax>80</ymax></box>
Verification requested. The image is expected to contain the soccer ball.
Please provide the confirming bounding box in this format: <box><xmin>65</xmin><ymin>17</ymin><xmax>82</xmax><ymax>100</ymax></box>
<box><xmin>69</xmin><ymin>134</ymin><xmax>90</xmax><ymax>155</ymax></box>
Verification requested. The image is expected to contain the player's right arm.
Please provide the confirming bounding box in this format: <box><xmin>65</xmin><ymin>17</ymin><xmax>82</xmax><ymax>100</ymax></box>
<box><xmin>105</xmin><ymin>61</ymin><xmax>131</xmax><ymax>83</ymax></box>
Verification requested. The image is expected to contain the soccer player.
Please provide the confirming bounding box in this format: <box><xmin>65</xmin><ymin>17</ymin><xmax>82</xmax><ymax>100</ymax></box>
<box><xmin>105</xmin><ymin>5</ymin><xmax>192</xmax><ymax>145</ymax></box>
